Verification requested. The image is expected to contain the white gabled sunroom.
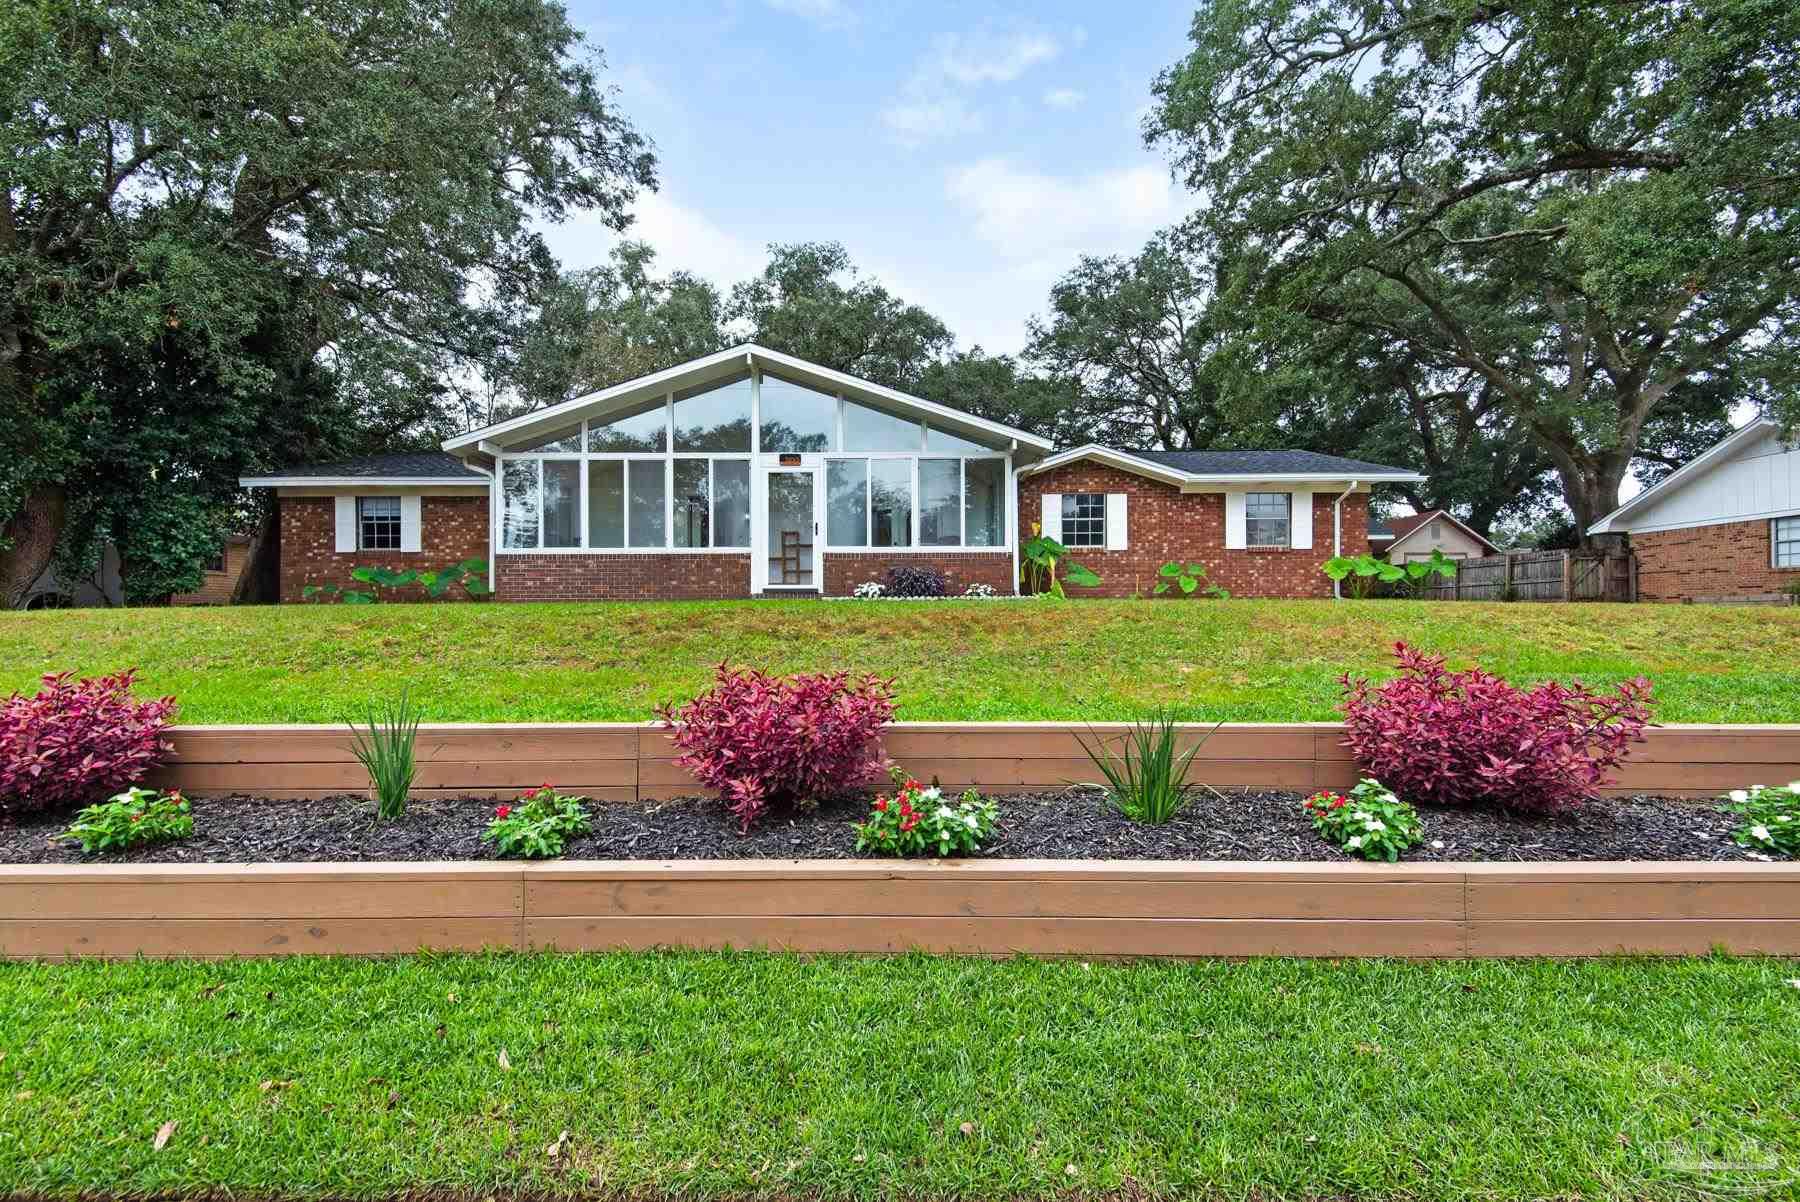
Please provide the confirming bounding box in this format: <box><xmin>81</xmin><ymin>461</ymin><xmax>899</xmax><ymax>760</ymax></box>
<box><xmin>442</xmin><ymin>345</ymin><xmax>1054</xmax><ymax>594</ymax></box>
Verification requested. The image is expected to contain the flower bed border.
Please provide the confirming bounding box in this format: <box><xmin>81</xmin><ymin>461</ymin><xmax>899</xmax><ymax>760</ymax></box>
<box><xmin>4</xmin><ymin>858</ymin><xmax>1798</xmax><ymax>960</ymax></box>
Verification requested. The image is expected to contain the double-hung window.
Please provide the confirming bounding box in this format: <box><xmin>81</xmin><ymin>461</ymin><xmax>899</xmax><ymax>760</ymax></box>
<box><xmin>1775</xmin><ymin>515</ymin><xmax>1800</xmax><ymax>568</ymax></box>
<box><xmin>1246</xmin><ymin>492</ymin><xmax>1291</xmax><ymax>547</ymax></box>
<box><xmin>1061</xmin><ymin>493</ymin><xmax>1106</xmax><ymax>548</ymax></box>
<box><xmin>357</xmin><ymin>497</ymin><xmax>402</xmax><ymax>551</ymax></box>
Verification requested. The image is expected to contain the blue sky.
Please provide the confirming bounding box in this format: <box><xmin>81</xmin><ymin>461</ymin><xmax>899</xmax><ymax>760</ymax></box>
<box><xmin>542</xmin><ymin>1</ymin><xmax>1201</xmax><ymax>355</ymax></box>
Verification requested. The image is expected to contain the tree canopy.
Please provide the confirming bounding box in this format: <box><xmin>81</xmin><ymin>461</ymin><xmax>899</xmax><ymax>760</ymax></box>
<box><xmin>1</xmin><ymin>0</ymin><xmax>653</xmax><ymax>602</ymax></box>
<box><xmin>1148</xmin><ymin>0</ymin><xmax>1800</xmax><ymax>539</ymax></box>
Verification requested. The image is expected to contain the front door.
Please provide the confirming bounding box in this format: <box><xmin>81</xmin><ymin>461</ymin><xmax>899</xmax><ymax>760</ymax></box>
<box><xmin>764</xmin><ymin>467</ymin><xmax>820</xmax><ymax>589</ymax></box>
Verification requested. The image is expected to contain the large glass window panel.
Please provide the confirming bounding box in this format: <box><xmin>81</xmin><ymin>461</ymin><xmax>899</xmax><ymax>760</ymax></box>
<box><xmin>765</xmin><ymin>471</ymin><xmax>816</xmax><ymax>586</ymax></box>
<box><xmin>919</xmin><ymin>459</ymin><xmax>960</xmax><ymax>546</ymax></box>
<box><xmin>673</xmin><ymin>375</ymin><xmax>752</xmax><ymax>451</ymax></box>
<box><xmin>964</xmin><ymin>458</ymin><xmax>1005</xmax><ymax>547</ymax></box>
<box><xmin>926</xmin><ymin>423</ymin><xmax>995</xmax><ymax>453</ymax></box>
<box><xmin>673</xmin><ymin>459</ymin><xmax>711</xmax><ymax>548</ymax></box>
<box><xmin>627</xmin><ymin>460</ymin><xmax>666</xmax><ymax>548</ymax></box>
<box><xmin>713</xmin><ymin>459</ymin><xmax>751</xmax><ymax>548</ymax></box>
<box><xmin>827</xmin><ymin>459</ymin><xmax>869</xmax><ymax>547</ymax></box>
<box><xmin>871</xmin><ymin>459</ymin><xmax>912</xmax><ymax>547</ymax></box>
<box><xmin>758</xmin><ymin>375</ymin><xmax>836</xmax><ymax>452</ymax></box>
<box><xmin>501</xmin><ymin>460</ymin><xmax>540</xmax><ymax>549</ymax></box>
<box><xmin>587</xmin><ymin>460</ymin><xmax>624</xmax><ymax>548</ymax></box>
<box><xmin>542</xmin><ymin>459</ymin><xmax>581</xmax><ymax>548</ymax></box>
<box><xmin>512</xmin><ymin>424</ymin><xmax>583</xmax><ymax>453</ymax></box>
<box><xmin>1246</xmin><ymin>492</ymin><xmax>1292</xmax><ymax>547</ymax></box>
<box><xmin>843</xmin><ymin>399</ymin><xmax>921</xmax><ymax>452</ymax></box>
<box><xmin>588</xmin><ymin>397</ymin><xmax>667</xmax><ymax>452</ymax></box>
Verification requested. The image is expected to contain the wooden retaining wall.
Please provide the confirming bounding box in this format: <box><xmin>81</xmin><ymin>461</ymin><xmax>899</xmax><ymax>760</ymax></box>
<box><xmin>4</xmin><ymin>859</ymin><xmax>1798</xmax><ymax>960</ymax></box>
<box><xmin>145</xmin><ymin>721</ymin><xmax>1800</xmax><ymax>801</ymax></box>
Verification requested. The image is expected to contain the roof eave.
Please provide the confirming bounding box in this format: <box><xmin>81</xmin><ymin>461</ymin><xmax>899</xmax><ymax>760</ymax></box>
<box><xmin>239</xmin><ymin>476</ymin><xmax>490</xmax><ymax>488</ymax></box>
<box><xmin>1587</xmin><ymin>417</ymin><xmax>1777</xmax><ymax>535</ymax></box>
<box><xmin>1017</xmin><ymin>445</ymin><xmax>1425</xmax><ymax>487</ymax></box>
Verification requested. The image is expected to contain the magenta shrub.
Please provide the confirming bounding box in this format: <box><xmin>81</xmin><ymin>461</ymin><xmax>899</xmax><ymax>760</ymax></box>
<box><xmin>0</xmin><ymin>670</ymin><xmax>177</xmax><ymax>817</ymax></box>
<box><xmin>1339</xmin><ymin>643</ymin><xmax>1652</xmax><ymax>814</ymax></box>
<box><xmin>657</xmin><ymin>663</ymin><xmax>896</xmax><ymax>831</ymax></box>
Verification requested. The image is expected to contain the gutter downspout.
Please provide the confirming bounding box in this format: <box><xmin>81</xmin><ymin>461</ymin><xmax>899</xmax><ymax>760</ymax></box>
<box><xmin>1331</xmin><ymin>481</ymin><xmax>1360</xmax><ymax>600</ymax></box>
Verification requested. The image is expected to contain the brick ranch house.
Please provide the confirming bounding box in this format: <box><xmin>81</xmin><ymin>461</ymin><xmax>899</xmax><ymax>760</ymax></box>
<box><xmin>241</xmin><ymin>345</ymin><xmax>1422</xmax><ymax>602</ymax></box>
<box><xmin>1588</xmin><ymin>418</ymin><xmax>1800</xmax><ymax>603</ymax></box>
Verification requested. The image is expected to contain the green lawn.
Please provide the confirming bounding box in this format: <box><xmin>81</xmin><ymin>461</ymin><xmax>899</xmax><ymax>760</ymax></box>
<box><xmin>3</xmin><ymin>598</ymin><xmax>1799</xmax><ymax>723</ymax></box>
<box><xmin>2</xmin><ymin>951</ymin><xmax>1795</xmax><ymax>1201</ymax></box>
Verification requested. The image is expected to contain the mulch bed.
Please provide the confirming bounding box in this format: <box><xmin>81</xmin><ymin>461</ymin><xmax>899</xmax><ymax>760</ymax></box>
<box><xmin>0</xmin><ymin>787</ymin><xmax>1758</xmax><ymax>865</ymax></box>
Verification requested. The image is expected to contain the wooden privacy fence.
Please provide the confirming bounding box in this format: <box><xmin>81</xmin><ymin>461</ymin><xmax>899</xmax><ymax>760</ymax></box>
<box><xmin>144</xmin><ymin>721</ymin><xmax>1800</xmax><ymax>802</ymax></box>
<box><xmin>1418</xmin><ymin>548</ymin><xmax>1637</xmax><ymax>602</ymax></box>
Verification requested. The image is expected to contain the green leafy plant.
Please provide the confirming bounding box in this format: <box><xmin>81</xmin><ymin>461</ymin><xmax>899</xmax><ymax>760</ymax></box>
<box><xmin>854</xmin><ymin>774</ymin><xmax>998</xmax><ymax>857</ymax></box>
<box><xmin>1022</xmin><ymin>528</ymin><xmax>1101</xmax><ymax>598</ymax></box>
<box><xmin>61</xmin><ymin>787</ymin><xmax>193</xmax><ymax>854</ymax></box>
<box><xmin>1721</xmin><ymin>783</ymin><xmax>1800</xmax><ymax>859</ymax></box>
<box><xmin>304</xmin><ymin>558</ymin><xmax>490</xmax><ymax>604</ymax></box>
<box><xmin>1153</xmin><ymin>561</ymin><xmax>1229</xmax><ymax>599</ymax></box>
<box><xmin>1076</xmin><ymin>713</ymin><xmax>1219</xmax><ymax>823</ymax></box>
<box><xmin>1303</xmin><ymin>779</ymin><xmax>1423</xmax><ymax>861</ymax></box>
<box><xmin>1322</xmin><ymin>549</ymin><xmax>1458</xmax><ymax>598</ymax></box>
<box><xmin>347</xmin><ymin>690</ymin><xmax>420</xmax><ymax>819</ymax></box>
<box><xmin>482</xmin><ymin>784</ymin><xmax>592</xmax><ymax>859</ymax></box>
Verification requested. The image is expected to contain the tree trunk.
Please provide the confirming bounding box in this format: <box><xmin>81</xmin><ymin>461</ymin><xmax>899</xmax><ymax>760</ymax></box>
<box><xmin>0</xmin><ymin>485</ymin><xmax>67</xmax><ymax>609</ymax></box>
<box><xmin>1556</xmin><ymin>460</ymin><xmax>1630</xmax><ymax>550</ymax></box>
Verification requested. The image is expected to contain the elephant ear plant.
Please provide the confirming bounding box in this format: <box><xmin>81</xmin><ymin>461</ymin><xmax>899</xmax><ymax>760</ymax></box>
<box><xmin>1321</xmin><ymin>550</ymin><xmax>1458</xmax><ymax>598</ymax></box>
<box><xmin>1021</xmin><ymin>531</ymin><xmax>1101</xmax><ymax>598</ymax></box>
<box><xmin>347</xmin><ymin>690</ymin><xmax>421</xmax><ymax>819</ymax></box>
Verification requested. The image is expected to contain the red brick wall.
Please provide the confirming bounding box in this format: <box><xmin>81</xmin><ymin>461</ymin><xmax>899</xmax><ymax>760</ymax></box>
<box><xmin>824</xmin><ymin>552</ymin><xmax>1015</xmax><ymax>596</ymax></box>
<box><xmin>496</xmin><ymin>554</ymin><xmax>753</xmax><ymax>601</ymax></box>
<box><xmin>1633</xmin><ymin>518</ymin><xmax>1799</xmax><ymax>601</ymax></box>
<box><xmin>1017</xmin><ymin>463</ymin><xmax>1370</xmax><ymax>599</ymax></box>
<box><xmin>280</xmin><ymin>496</ymin><xmax>489</xmax><ymax>603</ymax></box>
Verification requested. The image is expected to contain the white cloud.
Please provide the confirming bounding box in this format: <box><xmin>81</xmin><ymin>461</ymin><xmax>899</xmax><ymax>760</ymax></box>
<box><xmin>764</xmin><ymin>0</ymin><xmax>853</xmax><ymax>29</ymax></box>
<box><xmin>1042</xmin><ymin>87</ymin><xmax>1085</xmax><ymax>110</ymax></box>
<box><xmin>537</xmin><ymin>190</ymin><xmax>765</xmax><ymax>293</ymax></box>
<box><xmin>882</xmin><ymin>26</ymin><xmax>1068</xmax><ymax>148</ymax></box>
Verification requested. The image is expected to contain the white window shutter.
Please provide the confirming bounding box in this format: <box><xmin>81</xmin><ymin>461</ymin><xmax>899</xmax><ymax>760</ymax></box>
<box><xmin>1224</xmin><ymin>491</ymin><xmax>1247</xmax><ymax>549</ymax></box>
<box><xmin>400</xmin><ymin>495</ymin><xmax>423</xmax><ymax>552</ymax></box>
<box><xmin>1105</xmin><ymin>493</ymin><xmax>1128</xmax><ymax>550</ymax></box>
<box><xmin>334</xmin><ymin>496</ymin><xmax>356</xmax><ymax>553</ymax></box>
<box><xmin>1290</xmin><ymin>489</ymin><xmax>1313</xmax><ymax>549</ymax></box>
<box><xmin>1041</xmin><ymin>492</ymin><xmax>1062</xmax><ymax>543</ymax></box>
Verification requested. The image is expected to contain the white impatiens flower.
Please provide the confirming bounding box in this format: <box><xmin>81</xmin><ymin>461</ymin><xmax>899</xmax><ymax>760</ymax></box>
<box><xmin>1788</xmin><ymin>781</ymin><xmax>1800</xmax><ymax>793</ymax></box>
<box><xmin>1728</xmin><ymin>789</ymin><xmax>1750</xmax><ymax>804</ymax></box>
<box><xmin>1750</xmin><ymin>825</ymin><xmax>1773</xmax><ymax>843</ymax></box>
<box><xmin>963</xmin><ymin>815</ymin><xmax>980</xmax><ymax>830</ymax></box>
<box><xmin>1365</xmin><ymin>819</ymin><xmax>1388</xmax><ymax>833</ymax></box>
<box><xmin>1429</xmin><ymin>840</ymin><xmax>1445</xmax><ymax>850</ymax></box>
<box><xmin>1344</xmin><ymin>835</ymin><xmax>1365</xmax><ymax>850</ymax></box>
<box><xmin>935</xmin><ymin>805</ymin><xmax>954</xmax><ymax>820</ymax></box>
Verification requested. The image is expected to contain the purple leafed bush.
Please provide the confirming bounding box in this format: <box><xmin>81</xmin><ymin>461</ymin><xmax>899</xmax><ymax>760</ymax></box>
<box><xmin>1339</xmin><ymin>642</ymin><xmax>1651</xmax><ymax>815</ymax></box>
<box><xmin>657</xmin><ymin>663</ymin><xmax>896</xmax><ymax>831</ymax></box>
<box><xmin>0</xmin><ymin>670</ymin><xmax>177</xmax><ymax>817</ymax></box>
<box><xmin>884</xmin><ymin>565</ymin><xmax>947</xmax><ymax>597</ymax></box>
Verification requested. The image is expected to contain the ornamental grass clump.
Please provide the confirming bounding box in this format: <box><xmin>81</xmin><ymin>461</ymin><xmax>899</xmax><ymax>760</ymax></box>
<box><xmin>1340</xmin><ymin>642</ymin><xmax>1651</xmax><ymax>815</ymax></box>
<box><xmin>0</xmin><ymin>670</ymin><xmax>176</xmax><ymax>818</ymax></box>
<box><xmin>1722</xmin><ymin>783</ymin><xmax>1800</xmax><ymax>859</ymax></box>
<box><xmin>1077</xmin><ymin>713</ymin><xmax>1216</xmax><ymax>823</ymax></box>
<box><xmin>347</xmin><ymin>690</ymin><xmax>420</xmax><ymax>820</ymax></box>
<box><xmin>657</xmin><ymin>663</ymin><xmax>896</xmax><ymax>831</ymax></box>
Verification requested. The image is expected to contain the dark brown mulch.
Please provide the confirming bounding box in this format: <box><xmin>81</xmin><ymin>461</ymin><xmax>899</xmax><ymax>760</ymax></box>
<box><xmin>0</xmin><ymin>788</ymin><xmax>1756</xmax><ymax>865</ymax></box>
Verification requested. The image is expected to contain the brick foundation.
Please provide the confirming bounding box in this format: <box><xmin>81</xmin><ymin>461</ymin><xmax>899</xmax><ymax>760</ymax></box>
<box><xmin>824</xmin><ymin>552</ymin><xmax>1015</xmax><ymax>596</ymax></box>
<box><xmin>280</xmin><ymin>496</ymin><xmax>489</xmax><ymax>603</ymax></box>
<box><xmin>496</xmin><ymin>554</ymin><xmax>754</xmax><ymax>601</ymax></box>
<box><xmin>1633</xmin><ymin>518</ymin><xmax>1799</xmax><ymax>602</ymax></box>
<box><xmin>1017</xmin><ymin>463</ymin><xmax>1369</xmax><ymax>599</ymax></box>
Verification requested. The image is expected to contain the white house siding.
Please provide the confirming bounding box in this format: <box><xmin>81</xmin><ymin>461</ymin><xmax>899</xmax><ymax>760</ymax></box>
<box><xmin>1624</xmin><ymin>429</ymin><xmax>1799</xmax><ymax>534</ymax></box>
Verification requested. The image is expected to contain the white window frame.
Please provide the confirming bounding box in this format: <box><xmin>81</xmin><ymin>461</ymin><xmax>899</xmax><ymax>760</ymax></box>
<box><xmin>1245</xmin><ymin>491</ymin><xmax>1293</xmax><ymax>548</ymax></box>
<box><xmin>1060</xmin><ymin>492</ymin><xmax>1107</xmax><ymax>548</ymax></box>
<box><xmin>357</xmin><ymin>496</ymin><xmax>403</xmax><ymax>552</ymax></box>
<box><xmin>1774</xmin><ymin>515</ymin><xmax>1800</xmax><ymax>569</ymax></box>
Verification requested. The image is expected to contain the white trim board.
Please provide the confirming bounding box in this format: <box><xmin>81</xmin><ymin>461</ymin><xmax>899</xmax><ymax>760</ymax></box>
<box><xmin>1016</xmin><ymin>444</ymin><xmax>1424</xmax><ymax>488</ymax></box>
<box><xmin>1588</xmin><ymin>418</ymin><xmax>1781</xmax><ymax>535</ymax></box>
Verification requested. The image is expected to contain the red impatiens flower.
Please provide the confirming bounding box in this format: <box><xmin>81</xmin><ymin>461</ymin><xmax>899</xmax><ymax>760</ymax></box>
<box><xmin>900</xmin><ymin>815</ymin><xmax>918</xmax><ymax>832</ymax></box>
<box><xmin>131</xmin><ymin>813</ymin><xmax>144</xmax><ymax>822</ymax></box>
<box><xmin>495</xmin><ymin>805</ymin><xmax>512</xmax><ymax>819</ymax></box>
<box><xmin>874</xmin><ymin>797</ymin><xmax>888</xmax><ymax>811</ymax></box>
<box><xmin>1330</xmin><ymin>797</ymin><xmax>1347</xmax><ymax>809</ymax></box>
<box><xmin>904</xmin><ymin>779</ymin><xmax>922</xmax><ymax>792</ymax></box>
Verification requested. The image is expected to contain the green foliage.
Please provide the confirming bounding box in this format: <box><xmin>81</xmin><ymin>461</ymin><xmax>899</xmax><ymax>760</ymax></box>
<box><xmin>1147</xmin><ymin>0</ymin><xmax>1800</xmax><ymax>535</ymax></box>
<box><xmin>347</xmin><ymin>691</ymin><xmax>420</xmax><ymax>820</ymax></box>
<box><xmin>854</xmin><ymin>777</ymin><xmax>998</xmax><ymax>857</ymax></box>
<box><xmin>1303</xmin><ymin>780</ymin><xmax>1423</xmax><ymax>862</ymax></box>
<box><xmin>481</xmin><ymin>785</ymin><xmax>592</xmax><ymax>860</ymax></box>
<box><xmin>0</xmin><ymin>0</ymin><xmax>655</xmax><ymax>601</ymax></box>
<box><xmin>1153</xmin><ymin>561</ymin><xmax>1228</xmax><ymax>599</ymax></box>
<box><xmin>61</xmin><ymin>787</ymin><xmax>193</xmax><ymax>854</ymax></box>
<box><xmin>1322</xmin><ymin>551</ymin><xmax>1458</xmax><ymax>599</ymax></box>
<box><xmin>1077</xmin><ymin>714</ymin><xmax>1216</xmax><ymax>824</ymax></box>
<box><xmin>1021</xmin><ymin>533</ymin><xmax>1101</xmax><ymax>598</ymax></box>
<box><xmin>116</xmin><ymin>493</ymin><xmax>230</xmax><ymax>606</ymax></box>
<box><xmin>304</xmin><ymin>559</ymin><xmax>489</xmax><ymax>604</ymax></box>
<box><xmin>1721</xmin><ymin>783</ymin><xmax>1800</xmax><ymax>859</ymax></box>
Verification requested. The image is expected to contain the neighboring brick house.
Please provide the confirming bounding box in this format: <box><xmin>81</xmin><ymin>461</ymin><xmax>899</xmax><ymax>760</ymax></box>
<box><xmin>1589</xmin><ymin>418</ymin><xmax>1800</xmax><ymax>604</ymax></box>
<box><xmin>241</xmin><ymin>345</ymin><xmax>1422</xmax><ymax>602</ymax></box>
<box><xmin>1367</xmin><ymin>510</ymin><xmax>1498</xmax><ymax>566</ymax></box>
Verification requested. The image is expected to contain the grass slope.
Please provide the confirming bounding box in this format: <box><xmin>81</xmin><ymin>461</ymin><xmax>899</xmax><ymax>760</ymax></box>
<box><xmin>2</xmin><ymin>599</ymin><xmax>1797</xmax><ymax>724</ymax></box>
<box><xmin>2</xmin><ymin>952</ymin><xmax>1796</xmax><ymax>1201</ymax></box>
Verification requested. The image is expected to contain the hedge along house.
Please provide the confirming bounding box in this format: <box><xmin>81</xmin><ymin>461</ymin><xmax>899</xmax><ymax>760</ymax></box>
<box><xmin>242</xmin><ymin>345</ymin><xmax>1423</xmax><ymax>601</ymax></box>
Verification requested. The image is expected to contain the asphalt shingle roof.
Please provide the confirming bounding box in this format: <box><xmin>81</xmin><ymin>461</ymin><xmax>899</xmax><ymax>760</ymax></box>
<box><xmin>1115</xmin><ymin>448</ymin><xmax>1418</xmax><ymax>476</ymax></box>
<box><xmin>268</xmin><ymin>452</ymin><xmax>487</xmax><ymax>480</ymax></box>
